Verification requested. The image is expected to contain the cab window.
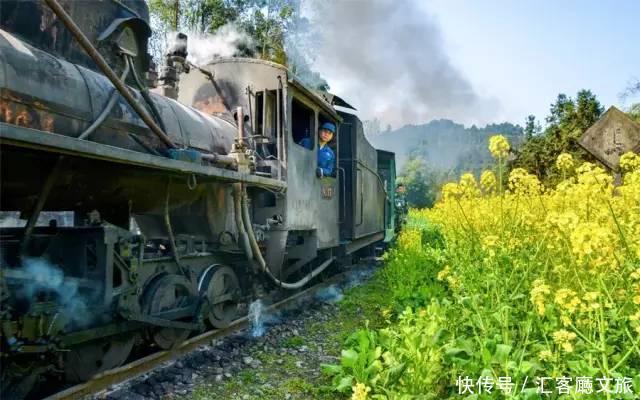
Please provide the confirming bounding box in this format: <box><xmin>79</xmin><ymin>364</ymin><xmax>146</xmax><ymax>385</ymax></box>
<box><xmin>292</xmin><ymin>98</ymin><xmax>315</xmax><ymax>150</ymax></box>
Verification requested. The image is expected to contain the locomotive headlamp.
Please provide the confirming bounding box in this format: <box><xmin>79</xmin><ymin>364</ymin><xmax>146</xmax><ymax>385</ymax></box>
<box><xmin>98</xmin><ymin>18</ymin><xmax>148</xmax><ymax>58</ymax></box>
<box><xmin>114</xmin><ymin>26</ymin><xmax>139</xmax><ymax>57</ymax></box>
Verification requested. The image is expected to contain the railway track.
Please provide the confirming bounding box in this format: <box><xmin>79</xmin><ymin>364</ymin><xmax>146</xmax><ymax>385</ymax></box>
<box><xmin>42</xmin><ymin>264</ymin><xmax>374</xmax><ymax>400</ymax></box>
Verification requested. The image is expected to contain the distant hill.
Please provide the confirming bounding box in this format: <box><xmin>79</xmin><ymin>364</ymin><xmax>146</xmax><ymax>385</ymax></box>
<box><xmin>367</xmin><ymin>119</ymin><xmax>525</xmax><ymax>175</ymax></box>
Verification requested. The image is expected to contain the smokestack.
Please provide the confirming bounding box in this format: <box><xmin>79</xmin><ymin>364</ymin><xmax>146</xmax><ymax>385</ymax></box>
<box><xmin>159</xmin><ymin>32</ymin><xmax>189</xmax><ymax>99</ymax></box>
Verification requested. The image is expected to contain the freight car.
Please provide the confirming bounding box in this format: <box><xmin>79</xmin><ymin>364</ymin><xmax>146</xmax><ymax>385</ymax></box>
<box><xmin>0</xmin><ymin>0</ymin><xmax>396</xmax><ymax>397</ymax></box>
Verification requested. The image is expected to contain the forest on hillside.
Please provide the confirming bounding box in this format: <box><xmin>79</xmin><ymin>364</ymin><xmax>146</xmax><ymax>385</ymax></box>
<box><xmin>378</xmin><ymin>89</ymin><xmax>640</xmax><ymax>208</ymax></box>
<box><xmin>367</xmin><ymin>120</ymin><xmax>524</xmax><ymax>175</ymax></box>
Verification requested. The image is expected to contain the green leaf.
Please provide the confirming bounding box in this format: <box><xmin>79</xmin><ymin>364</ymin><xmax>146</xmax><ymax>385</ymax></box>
<box><xmin>493</xmin><ymin>344</ymin><xmax>512</xmax><ymax>364</ymax></box>
<box><xmin>372</xmin><ymin>346</ymin><xmax>383</xmax><ymax>361</ymax></box>
<box><xmin>444</xmin><ymin>348</ymin><xmax>471</xmax><ymax>364</ymax></box>
<box><xmin>336</xmin><ymin>376</ymin><xmax>354</xmax><ymax>393</ymax></box>
<box><xmin>365</xmin><ymin>359</ymin><xmax>383</xmax><ymax>375</ymax></box>
<box><xmin>567</xmin><ymin>360</ymin><xmax>600</xmax><ymax>376</ymax></box>
<box><xmin>480</xmin><ymin>368</ymin><xmax>493</xmax><ymax>377</ymax></box>
<box><xmin>387</xmin><ymin>362</ymin><xmax>406</xmax><ymax>380</ymax></box>
<box><xmin>341</xmin><ymin>349</ymin><xmax>359</xmax><ymax>368</ymax></box>
<box><xmin>321</xmin><ymin>364</ymin><xmax>343</xmax><ymax>376</ymax></box>
<box><xmin>432</xmin><ymin>328</ymin><xmax>447</xmax><ymax>344</ymax></box>
<box><xmin>505</xmin><ymin>360</ymin><xmax>518</xmax><ymax>372</ymax></box>
<box><xmin>633</xmin><ymin>375</ymin><xmax>640</xmax><ymax>394</ymax></box>
<box><xmin>519</xmin><ymin>360</ymin><xmax>534</xmax><ymax>374</ymax></box>
<box><xmin>521</xmin><ymin>387</ymin><xmax>539</xmax><ymax>400</ymax></box>
<box><xmin>481</xmin><ymin>346</ymin><xmax>492</xmax><ymax>364</ymax></box>
<box><xmin>484</xmin><ymin>339</ymin><xmax>496</xmax><ymax>354</ymax></box>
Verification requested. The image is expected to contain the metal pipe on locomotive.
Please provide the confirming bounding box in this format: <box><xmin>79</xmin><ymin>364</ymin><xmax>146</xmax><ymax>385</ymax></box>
<box><xmin>0</xmin><ymin>0</ymin><xmax>396</xmax><ymax>397</ymax></box>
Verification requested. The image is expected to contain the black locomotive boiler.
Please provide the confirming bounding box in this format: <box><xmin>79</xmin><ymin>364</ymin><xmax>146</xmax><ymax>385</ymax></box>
<box><xmin>0</xmin><ymin>0</ymin><xmax>397</xmax><ymax>397</ymax></box>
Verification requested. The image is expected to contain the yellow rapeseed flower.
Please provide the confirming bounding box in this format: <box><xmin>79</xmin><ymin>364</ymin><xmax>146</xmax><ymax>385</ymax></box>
<box><xmin>545</xmin><ymin>211</ymin><xmax>579</xmax><ymax>235</ymax></box>
<box><xmin>442</xmin><ymin>182</ymin><xmax>462</xmax><ymax>202</ymax></box>
<box><xmin>556</xmin><ymin>153</ymin><xmax>575</xmax><ymax>173</ymax></box>
<box><xmin>437</xmin><ymin>266</ymin><xmax>451</xmax><ymax>281</ymax></box>
<box><xmin>482</xmin><ymin>235</ymin><xmax>500</xmax><ymax>258</ymax></box>
<box><xmin>582</xmin><ymin>292</ymin><xmax>601</xmax><ymax>311</ymax></box>
<box><xmin>489</xmin><ymin>135</ymin><xmax>510</xmax><ymax>159</ymax></box>
<box><xmin>480</xmin><ymin>170</ymin><xmax>498</xmax><ymax>194</ymax></box>
<box><xmin>576</xmin><ymin>162</ymin><xmax>614</xmax><ymax>194</ymax></box>
<box><xmin>508</xmin><ymin>168</ymin><xmax>542</xmax><ymax>195</ymax></box>
<box><xmin>459</xmin><ymin>173</ymin><xmax>481</xmax><ymax>198</ymax></box>
<box><xmin>426</xmin><ymin>136</ymin><xmax>638</xmax><ymax>369</ymax></box>
<box><xmin>569</xmin><ymin>222</ymin><xmax>617</xmax><ymax>269</ymax></box>
<box><xmin>620</xmin><ymin>152</ymin><xmax>640</xmax><ymax>172</ymax></box>
<box><xmin>554</xmin><ymin>289</ymin><xmax>581</xmax><ymax>314</ymax></box>
<box><xmin>560</xmin><ymin>315</ymin><xmax>572</xmax><ymax>326</ymax></box>
<box><xmin>538</xmin><ymin>350</ymin><xmax>554</xmax><ymax>362</ymax></box>
<box><xmin>552</xmin><ymin>329</ymin><xmax>577</xmax><ymax>352</ymax></box>
<box><xmin>530</xmin><ymin>279</ymin><xmax>551</xmax><ymax>316</ymax></box>
<box><xmin>631</xmin><ymin>311</ymin><xmax>640</xmax><ymax>335</ymax></box>
<box><xmin>351</xmin><ymin>382</ymin><xmax>371</xmax><ymax>400</ymax></box>
<box><xmin>446</xmin><ymin>275</ymin><xmax>461</xmax><ymax>290</ymax></box>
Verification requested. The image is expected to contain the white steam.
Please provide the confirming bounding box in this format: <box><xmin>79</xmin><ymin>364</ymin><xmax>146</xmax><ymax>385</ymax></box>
<box><xmin>181</xmin><ymin>23</ymin><xmax>254</xmax><ymax>66</ymax></box>
<box><xmin>314</xmin><ymin>284</ymin><xmax>343</xmax><ymax>303</ymax></box>
<box><xmin>18</xmin><ymin>258</ymin><xmax>93</xmax><ymax>326</ymax></box>
<box><xmin>248</xmin><ymin>299</ymin><xmax>282</xmax><ymax>337</ymax></box>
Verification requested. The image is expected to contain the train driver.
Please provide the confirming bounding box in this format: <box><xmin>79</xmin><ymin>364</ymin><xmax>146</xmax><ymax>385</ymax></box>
<box><xmin>299</xmin><ymin>122</ymin><xmax>336</xmax><ymax>178</ymax></box>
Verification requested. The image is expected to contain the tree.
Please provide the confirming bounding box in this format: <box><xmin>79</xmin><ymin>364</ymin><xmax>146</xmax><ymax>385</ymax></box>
<box><xmin>622</xmin><ymin>79</ymin><xmax>640</xmax><ymax>100</ymax></box>
<box><xmin>512</xmin><ymin>90</ymin><xmax>604</xmax><ymax>183</ymax></box>
<box><xmin>574</xmin><ymin>89</ymin><xmax>604</xmax><ymax>132</ymax></box>
<box><xmin>397</xmin><ymin>158</ymin><xmax>441</xmax><ymax>208</ymax></box>
<box><xmin>524</xmin><ymin>115</ymin><xmax>541</xmax><ymax>139</ymax></box>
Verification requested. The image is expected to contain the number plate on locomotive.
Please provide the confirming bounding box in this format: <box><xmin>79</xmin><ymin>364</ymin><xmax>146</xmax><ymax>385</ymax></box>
<box><xmin>321</xmin><ymin>185</ymin><xmax>335</xmax><ymax>199</ymax></box>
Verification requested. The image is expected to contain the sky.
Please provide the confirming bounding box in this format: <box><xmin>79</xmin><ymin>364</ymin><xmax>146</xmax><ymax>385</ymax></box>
<box><xmin>422</xmin><ymin>0</ymin><xmax>640</xmax><ymax>127</ymax></box>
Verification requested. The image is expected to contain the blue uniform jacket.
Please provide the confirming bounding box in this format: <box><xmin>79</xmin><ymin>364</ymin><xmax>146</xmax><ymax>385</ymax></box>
<box><xmin>299</xmin><ymin>138</ymin><xmax>335</xmax><ymax>177</ymax></box>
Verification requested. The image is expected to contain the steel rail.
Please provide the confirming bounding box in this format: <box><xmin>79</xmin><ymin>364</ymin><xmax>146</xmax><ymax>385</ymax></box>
<box><xmin>43</xmin><ymin>267</ymin><xmax>367</xmax><ymax>400</ymax></box>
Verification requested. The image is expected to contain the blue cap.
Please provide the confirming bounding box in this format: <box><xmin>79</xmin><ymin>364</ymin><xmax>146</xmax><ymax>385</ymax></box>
<box><xmin>320</xmin><ymin>122</ymin><xmax>336</xmax><ymax>134</ymax></box>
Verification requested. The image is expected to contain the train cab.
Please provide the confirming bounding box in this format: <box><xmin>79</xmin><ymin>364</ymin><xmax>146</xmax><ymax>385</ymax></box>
<box><xmin>179</xmin><ymin>58</ymin><xmax>394</xmax><ymax>279</ymax></box>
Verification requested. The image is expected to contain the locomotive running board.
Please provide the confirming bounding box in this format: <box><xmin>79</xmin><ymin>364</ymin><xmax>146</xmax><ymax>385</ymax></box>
<box><xmin>344</xmin><ymin>232</ymin><xmax>385</xmax><ymax>255</ymax></box>
<box><xmin>0</xmin><ymin>123</ymin><xmax>287</xmax><ymax>191</ymax></box>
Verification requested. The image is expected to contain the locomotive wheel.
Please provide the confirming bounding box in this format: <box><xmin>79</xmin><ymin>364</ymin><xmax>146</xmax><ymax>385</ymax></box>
<box><xmin>1</xmin><ymin>362</ymin><xmax>48</xmax><ymax>399</ymax></box>
<box><xmin>64</xmin><ymin>334</ymin><xmax>135</xmax><ymax>382</ymax></box>
<box><xmin>200</xmin><ymin>265</ymin><xmax>240</xmax><ymax>328</ymax></box>
<box><xmin>143</xmin><ymin>274</ymin><xmax>196</xmax><ymax>350</ymax></box>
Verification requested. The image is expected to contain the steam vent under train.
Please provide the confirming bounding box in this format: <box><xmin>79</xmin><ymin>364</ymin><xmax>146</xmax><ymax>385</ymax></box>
<box><xmin>0</xmin><ymin>0</ymin><xmax>397</xmax><ymax>397</ymax></box>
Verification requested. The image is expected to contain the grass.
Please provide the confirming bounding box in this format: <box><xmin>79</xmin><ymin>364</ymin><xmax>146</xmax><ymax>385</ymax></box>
<box><xmin>187</xmin><ymin>268</ymin><xmax>393</xmax><ymax>399</ymax></box>
<box><xmin>282</xmin><ymin>336</ymin><xmax>305</xmax><ymax>348</ymax></box>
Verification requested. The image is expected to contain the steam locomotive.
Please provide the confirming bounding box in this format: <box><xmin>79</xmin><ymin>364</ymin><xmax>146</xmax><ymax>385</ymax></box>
<box><xmin>0</xmin><ymin>0</ymin><xmax>396</xmax><ymax>397</ymax></box>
